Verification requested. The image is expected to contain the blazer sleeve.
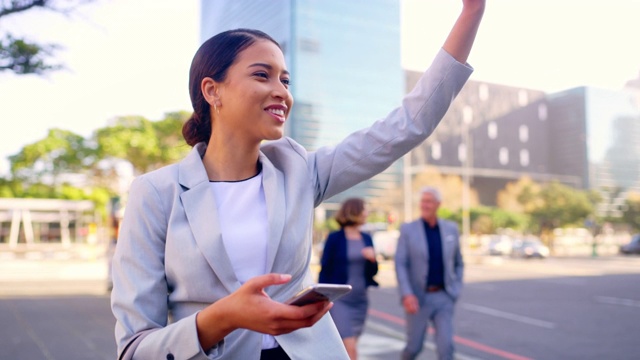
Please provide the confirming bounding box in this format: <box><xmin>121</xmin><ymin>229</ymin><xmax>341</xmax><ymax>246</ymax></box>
<box><xmin>452</xmin><ymin>224</ymin><xmax>464</xmax><ymax>284</ymax></box>
<box><xmin>394</xmin><ymin>223</ymin><xmax>414</xmax><ymax>298</ymax></box>
<box><xmin>363</xmin><ymin>233</ymin><xmax>379</xmax><ymax>287</ymax></box>
<box><xmin>318</xmin><ymin>232</ymin><xmax>337</xmax><ymax>283</ymax></box>
<box><xmin>111</xmin><ymin>176</ymin><xmax>221</xmax><ymax>360</ymax></box>
<box><xmin>309</xmin><ymin>49</ymin><xmax>473</xmax><ymax>205</ymax></box>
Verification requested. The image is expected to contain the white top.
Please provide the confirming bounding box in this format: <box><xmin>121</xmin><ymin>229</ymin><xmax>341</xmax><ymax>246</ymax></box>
<box><xmin>209</xmin><ymin>171</ymin><xmax>278</xmax><ymax>349</ymax></box>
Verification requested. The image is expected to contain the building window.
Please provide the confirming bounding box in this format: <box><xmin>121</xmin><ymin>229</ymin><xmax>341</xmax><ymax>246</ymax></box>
<box><xmin>458</xmin><ymin>143</ymin><xmax>467</xmax><ymax>162</ymax></box>
<box><xmin>488</xmin><ymin>121</ymin><xmax>498</xmax><ymax>139</ymax></box>
<box><xmin>519</xmin><ymin>125</ymin><xmax>529</xmax><ymax>142</ymax></box>
<box><xmin>462</xmin><ymin>105</ymin><xmax>473</xmax><ymax>125</ymax></box>
<box><xmin>431</xmin><ymin>141</ymin><xmax>442</xmax><ymax>160</ymax></box>
<box><xmin>499</xmin><ymin>147</ymin><xmax>509</xmax><ymax>165</ymax></box>
<box><xmin>518</xmin><ymin>90</ymin><xmax>528</xmax><ymax>106</ymax></box>
<box><xmin>479</xmin><ymin>84</ymin><xmax>489</xmax><ymax>101</ymax></box>
<box><xmin>520</xmin><ymin>149</ymin><xmax>530</xmax><ymax>166</ymax></box>
<box><xmin>538</xmin><ymin>103</ymin><xmax>548</xmax><ymax>121</ymax></box>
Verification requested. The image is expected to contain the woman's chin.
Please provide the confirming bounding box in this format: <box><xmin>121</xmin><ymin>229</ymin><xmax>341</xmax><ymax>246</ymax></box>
<box><xmin>264</xmin><ymin>131</ymin><xmax>284</xmax><ymax>141</ymax></box>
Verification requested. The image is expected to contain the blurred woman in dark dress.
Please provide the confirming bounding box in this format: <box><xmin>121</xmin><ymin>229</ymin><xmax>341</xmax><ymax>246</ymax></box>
<box><xmin>319</xmin><ymin>198</ymin><xmax>379</xmax><ymax>359</ymax></box>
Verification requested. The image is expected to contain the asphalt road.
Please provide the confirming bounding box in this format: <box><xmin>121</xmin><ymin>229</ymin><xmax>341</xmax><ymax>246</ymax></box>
<box><xmin>367</xmin><ymin>255</ymin><xmax>640</xmax><ymax>360</ymax></box>
<box><xmin>1</xmin><ymin>253</ymin><xmax>639</xmax><ymax>360</ymax></box>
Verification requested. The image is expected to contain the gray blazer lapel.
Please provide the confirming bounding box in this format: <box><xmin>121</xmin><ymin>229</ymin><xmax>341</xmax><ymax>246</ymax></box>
<box><xmin>178</xmin><ymin>144</ymin><xmax>239</xmax><ymax>294</ymax></box>
<box><xmin>260</xmin><ymin>152</ymin><xmax>286</xmax><ymax>273</ymax></box>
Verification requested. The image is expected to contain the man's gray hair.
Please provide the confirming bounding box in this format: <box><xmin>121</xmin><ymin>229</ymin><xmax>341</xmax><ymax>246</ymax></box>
<box><xmin>420</xmin><ymin>186</ymin><xmax>442</xmax><ymax>202</ymax></box>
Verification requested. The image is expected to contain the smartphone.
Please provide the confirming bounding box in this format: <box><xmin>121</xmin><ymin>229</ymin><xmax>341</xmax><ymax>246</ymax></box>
<box><xmin>284</xmin><ymin>284</ymin><xmax>353</xmax><ymax>306</ymax></box>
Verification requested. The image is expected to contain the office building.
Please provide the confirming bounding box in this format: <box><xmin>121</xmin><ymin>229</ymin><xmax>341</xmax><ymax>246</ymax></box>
<box><xmin>406</xmin><ymin>71</ymin><xmax>640</xmax><ymax>218</ymax></box>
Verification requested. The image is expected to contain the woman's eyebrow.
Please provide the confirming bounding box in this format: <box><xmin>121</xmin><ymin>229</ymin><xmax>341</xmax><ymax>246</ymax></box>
<box><xmin>248</xmin><ymin>63</ymin><xmax>290</xmax><ymax>76</ymax></box>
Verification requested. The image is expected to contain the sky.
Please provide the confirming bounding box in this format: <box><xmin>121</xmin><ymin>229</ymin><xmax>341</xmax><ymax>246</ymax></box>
<box><xmin>1</xmin><ymin>0</ymin><xmax>639</xmax><ymax>176</ymax></box>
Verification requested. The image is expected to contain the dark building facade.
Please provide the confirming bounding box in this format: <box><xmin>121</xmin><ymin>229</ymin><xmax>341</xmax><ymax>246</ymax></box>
<box><xmin>406</xmin><ymin>70</ymin><xmax>640</xmax><ymax>217</ymax></box>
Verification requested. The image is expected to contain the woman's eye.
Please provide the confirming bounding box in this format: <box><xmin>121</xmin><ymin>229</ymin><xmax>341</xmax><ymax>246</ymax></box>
<box><xmin>281</xmin><ymin>78</ymin><xmax>290</xmax><ymax>86</ymax></box>
<box><xmin>254</xmin><ymin>72</ymin><xmax>268</xmax><ymax>79</ymax></box>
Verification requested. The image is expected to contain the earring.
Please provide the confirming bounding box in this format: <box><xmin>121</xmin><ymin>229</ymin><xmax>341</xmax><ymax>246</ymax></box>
<box><xmin>214</xmin><ymin>103</ymin><xmax>220</xmax><ymax>116</ymax></box>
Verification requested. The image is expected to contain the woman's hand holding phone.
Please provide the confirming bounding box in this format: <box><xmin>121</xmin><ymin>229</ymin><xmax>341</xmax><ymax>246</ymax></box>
<box><xmin>285</xmin><ymin>284</ymin><xmax>352</xmax><ymax>306</ymax></box>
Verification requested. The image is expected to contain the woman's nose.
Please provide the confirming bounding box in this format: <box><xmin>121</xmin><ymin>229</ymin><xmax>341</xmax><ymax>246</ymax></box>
<box><xmin>272</xmin><ymin>82</ymin><xmax>290</xmax><ymax>100</ymax></box>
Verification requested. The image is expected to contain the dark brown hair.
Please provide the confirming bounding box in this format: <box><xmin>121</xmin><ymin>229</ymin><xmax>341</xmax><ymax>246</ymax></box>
<box><xmin>335</xmin><ymin>198</ymin><xmax>366</xmax><ymax>228</ymax></box>
<box><xmin>182</xmin><ymin>29</ymin><xmax>281</xmax><ymax>146</ymax></box>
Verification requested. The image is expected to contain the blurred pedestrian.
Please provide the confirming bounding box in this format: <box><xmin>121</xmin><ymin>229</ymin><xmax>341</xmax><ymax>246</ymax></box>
<box><xmin>319</xmin><ymin>198</ymin><xmax>379</xmax><ymax>359</ymax></box>
<box><xmin>110</xmin><ymin>1</ymin><xmax>484</xmax><ymax>359</ymax></box>
<box><xmin>395</xmin><ymin>187</ymin><xmax>464</xmax><ymax>360</ymax></box>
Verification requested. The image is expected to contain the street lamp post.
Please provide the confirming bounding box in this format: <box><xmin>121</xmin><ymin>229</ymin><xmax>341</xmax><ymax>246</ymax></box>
<box><xmin>403</xmin><ymin>153</ymin><xmax>413</xmax><ymax>223</ymax></box>
<box><xmin>461</xmin><ymin>106</ymin><xmax>473</xmax><ymax>243</ymax></box>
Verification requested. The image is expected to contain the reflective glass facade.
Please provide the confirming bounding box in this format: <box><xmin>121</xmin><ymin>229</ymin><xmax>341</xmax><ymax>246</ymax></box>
<box><xmin>200</xmin><ymin>0</ymin><xmax>403</xmax><ymax>206</ymax></box>
<box><xmin>585</xmin><ymin>87</ymin><xmax>640</xmax><ymax>191</ymax></box>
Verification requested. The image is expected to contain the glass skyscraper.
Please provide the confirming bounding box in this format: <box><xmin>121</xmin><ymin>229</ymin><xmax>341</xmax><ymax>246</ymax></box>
<box><xmin>200</xmin><ymin>0</ymin><xmax>404</xmax><ymax>212</ymax></box>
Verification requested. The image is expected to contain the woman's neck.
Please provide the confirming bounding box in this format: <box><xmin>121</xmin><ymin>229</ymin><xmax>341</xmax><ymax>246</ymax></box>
<box><xmin>344</xmin><ymin>226</ymin><xmax>361</xmax><ymax>239</ymax></box>
<box><xmin>203</xmin><ymin>136</ymin><xmax>260</xmax><ymax>181</ymax></box>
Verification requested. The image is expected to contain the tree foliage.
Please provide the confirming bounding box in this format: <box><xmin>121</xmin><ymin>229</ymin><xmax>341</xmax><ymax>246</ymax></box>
<box><xmin>9</xmin><ymin>128</ymin><xmax>94</xmax><ymax>184</ymax></box>
<box><xmin>623</xmin><ymin>191</ymin><xmax>640</xmax><ymax>231</ymax></box>
<box><xmin>0</xmin><ymin>0</ymin><xmax>94</xmax><ymax>75</ymax></box>
<box><xmin>1</xmin><ymin>111</ymin><xmax>189</xmax><ymax>217</ymax></box>
<box><xmin>529</xmin><ymin>181</ymin><xmax>598</xmax><ymax>231</ymax></box>
<box><xmin>498</xmin><ymin>178</ymin><xmax>599</xmax><ymax>233</ymax></box>
<box><xmin>94</xmin><ymin>111</ymin><xmax>190</xmax><ymax>175</ymax></box>
<box><xmin>3</xmin><ymin>114</ymin><xmax>187</xmax><ymax>194</ymax></box>
<box><xmin>0</xmin><ymin>33</ymin><xmax>61</xmax><ymax>74</ymax></box>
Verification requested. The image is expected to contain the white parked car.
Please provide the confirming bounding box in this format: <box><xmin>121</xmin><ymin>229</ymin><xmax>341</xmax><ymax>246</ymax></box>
<box><xmin>487</xmin><ymin>235</ymin><xmax>513</xmax><ymax>256</ymax></box>
<box><xmin>511</xmin><ymin>237</ymin><xmax>550</xmax><ymax>258</ymax></box>
<box><xmin>372</xmin><ymin>230</ymin><xmax>400</xmax><ymax>260</ymax></box>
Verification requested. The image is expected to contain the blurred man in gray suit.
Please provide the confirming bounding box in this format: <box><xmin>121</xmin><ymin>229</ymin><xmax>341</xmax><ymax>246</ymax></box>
<box><xmin>395</xmin><ymin>186</ymin><xmax>464</xmax><ymax>360</ymax></box>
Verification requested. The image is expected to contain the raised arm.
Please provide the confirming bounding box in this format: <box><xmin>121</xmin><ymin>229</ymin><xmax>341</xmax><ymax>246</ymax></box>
<box><xmin>442</xmin><ymin>0</ymin><xmax>486</xmax><ymax>64</ymax></box>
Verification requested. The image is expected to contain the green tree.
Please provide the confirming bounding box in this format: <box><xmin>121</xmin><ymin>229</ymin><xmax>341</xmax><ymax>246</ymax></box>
<box><xmin>622</xmin><ymin>191</ymin><xmax>640</xmax><ymax>231</ymax></box>
<box><xmin>0</xmin><ymin>0</ymin><xmax>93</xmax><ymax>75</ymax></box>
<box><xmin>527</xmin><ymin>181</ymin><xmax>598</xmax><ymax>233</ymax></box>
<box><xmin>3</xmin><ymin>111</ymin><xmax>189</xmax><ymax>219</ymax></box>
<box><xmin>9</xmin><ymin>128</ymin><xmax>94</xmax><ymax>184</ymax></box>
<box><xmin>497</xmin><ymin>176</ymin><xmax>542</xmax><ymax>213</ymax></box>
<box><xmin>94</xmin><ymin>112</ymin><xmax>190</xmax><ymax>175</ymax></box>
<box><xmin>497</xmin><ymin>177</ymin><xmax>600</xmax><ymax>236</ymax></box>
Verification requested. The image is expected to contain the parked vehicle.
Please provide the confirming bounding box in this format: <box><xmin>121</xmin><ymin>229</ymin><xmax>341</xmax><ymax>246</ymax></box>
<box><xmin>372</xmin><ymin>230</ymin><xmax>400</xmax><ymax>260</ymax></box>
<box><xmin>511</xmin><ymin>237</ymin><xmax>549</xmax><ymax>259</ymax></box>
<box><xmin>487</xmin><ymin>235</ymin><xmax>513</xmax><ymax>256</ymax></box>
<box><xmin>619</xmin><ymin>234</ymin><xmax>640</xmax><ymax>255</ymax></box>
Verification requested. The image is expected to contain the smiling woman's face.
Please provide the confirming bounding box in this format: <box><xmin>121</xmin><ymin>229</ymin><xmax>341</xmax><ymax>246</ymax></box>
<box><xmin>213</xmin><ymin>39</ymin><xmax>294</xmax><ymax>143</ymax></box>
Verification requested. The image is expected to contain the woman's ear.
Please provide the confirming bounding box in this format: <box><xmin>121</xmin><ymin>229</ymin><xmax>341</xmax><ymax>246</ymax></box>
<box><xmin>201</xmin><ymin>77</ymin><xmax>221</xmax><ymax>107</ymax></box>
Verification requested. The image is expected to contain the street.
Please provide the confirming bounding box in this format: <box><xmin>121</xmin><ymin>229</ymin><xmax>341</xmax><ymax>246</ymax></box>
<box><xmin>364</xmin><ymin>256</ymin><xmax>640</xmax><ymax>360</ymax></box>
<box><xmin>1</xmin><ymin>252</ymin><xmax>639</xmax><ymax>359</ymax></box>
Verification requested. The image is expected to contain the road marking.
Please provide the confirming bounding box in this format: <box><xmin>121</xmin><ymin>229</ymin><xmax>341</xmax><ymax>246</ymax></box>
<box><xmin>363</xmin><ymin>320</ymin><xmax>480</xmax><ymax>360</ymax></box>
<box><xmin>595</xmin><ymin>296</ymin><xmax>640</xmax><ymax>308</ymax></box>
<box><xmin>461</xmin><ymin>303</ymin><xmax>556</xmax><ymax>329</ymax></box>
<box><xmin>368</xmin><ymin>309</ymin><xmax>534</xmax><ymax>360</ymax></box>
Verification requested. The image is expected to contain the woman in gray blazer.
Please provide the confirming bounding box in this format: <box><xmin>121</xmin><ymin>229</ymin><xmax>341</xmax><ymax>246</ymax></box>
<box><xmin>110</xmin><ymin>1</ymin><xmax>485</xmax><ymax>359</ymax></box>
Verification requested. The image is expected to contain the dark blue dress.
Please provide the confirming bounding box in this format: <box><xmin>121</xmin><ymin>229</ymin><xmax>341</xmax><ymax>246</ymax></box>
<box><xmin>319</xmin><ymin>229</ymin><xmax>379</xmax><ymax>338</ymax></box>
<box><xmin>330</xmin><ymin>239</ymin><xmax>368</xmax><ymax>337</ymax></box>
